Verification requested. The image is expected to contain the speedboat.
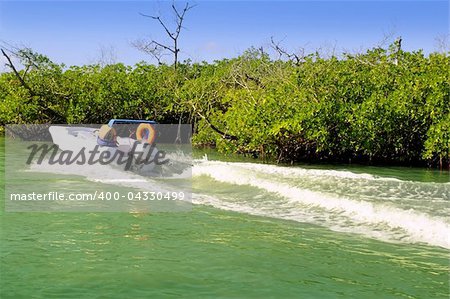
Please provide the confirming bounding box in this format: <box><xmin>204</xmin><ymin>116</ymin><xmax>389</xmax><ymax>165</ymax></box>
<box><xmin>48</xmin><ymin>119</ymin><xmax>159</xmax><ymax>173</ymax></box>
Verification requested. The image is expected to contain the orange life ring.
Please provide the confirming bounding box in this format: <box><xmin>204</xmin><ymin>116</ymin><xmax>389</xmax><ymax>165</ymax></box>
<box><xmin>136</xmin><ymin>123</ymin><xmax>156</xmax><ymax>144</ymax></box>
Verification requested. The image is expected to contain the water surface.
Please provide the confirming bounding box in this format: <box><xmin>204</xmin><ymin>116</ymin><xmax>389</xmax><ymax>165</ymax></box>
<box><xmin>1</xmin><ymin>138</ymin><xmax>449</xmax><ymax>298</ymax></box>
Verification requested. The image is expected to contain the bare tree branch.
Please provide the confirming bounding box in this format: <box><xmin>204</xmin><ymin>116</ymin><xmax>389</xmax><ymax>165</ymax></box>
<box><xmin>97</xmin><ymin>45</ymin><xmax>117</xmax><ymax>66</ymax></box>
<box><xmin>140</xmin><ymin>13</ymin><xmax>176</xmax><ymax>40</ymax></box>
<box><xmin>152</xmin><ymin>40</ymin><xmax>176</xmax><ymax>53</ymax></box>
<box><xmin>1</xmin><ymin>48</ymin><xmax>36</xmax><ymax>96</ymax></box>
<box><xmin>134</xmin><ymin>2</ymin><xmax>195</xmax><ymax>69</ymax></box>
<box><xmin>196</xmin><ymin>110</ymin><xmax>238</xmax><ymax>141</ymax></box>
<box><xmin>270</xmin><ymin>36</ymin><xmax>303</xmax><ymax>66</ymax></box>
<box><xmin>435</xmin><ymin>34</ymin><xmax>450</xmax><ymax>53</ymax></box>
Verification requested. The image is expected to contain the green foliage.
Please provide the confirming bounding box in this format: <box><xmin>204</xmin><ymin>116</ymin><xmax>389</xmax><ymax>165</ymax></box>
<box><xmin>0</xmin><ymin>44</ymin><xmax>448</xmax><ymax>167</ymax></box>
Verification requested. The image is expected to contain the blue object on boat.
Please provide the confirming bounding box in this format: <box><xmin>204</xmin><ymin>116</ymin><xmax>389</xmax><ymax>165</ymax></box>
<box><xmin>107</xmin><ymin>119</ymin><xmax>157</xmax><ymax>127</ymax></box>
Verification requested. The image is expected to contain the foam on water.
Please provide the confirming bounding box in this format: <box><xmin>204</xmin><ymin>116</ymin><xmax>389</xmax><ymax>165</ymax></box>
<box><xmin>27</xmin><ymin>156</ymin><xmax>449</xmax><ymax>248</ymax></box>
<box><xmin>29</xmin><ymin>160</ymin><xmax>176</xmax><ymax>194</ymax></box>
<box><xmin>228</xmin><ymin>162</ymin><xmax>379</xmax><ymax>180</ymax></box>
<box><xmin>225</xmin><ymin>161</ymin><xmax>450</xmax><ymax>217</ymax></box>
<box><xmin>193</xmin><ymin>160</ymin><xmax>450</xmax><ymax>249</ymax></box>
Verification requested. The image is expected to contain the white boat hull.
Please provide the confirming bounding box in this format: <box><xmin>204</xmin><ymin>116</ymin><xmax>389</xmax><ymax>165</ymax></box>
<box><xmin>49</xmin><ymin>126</ymin><xmax>157</xmax><ymax>173</ymax></box>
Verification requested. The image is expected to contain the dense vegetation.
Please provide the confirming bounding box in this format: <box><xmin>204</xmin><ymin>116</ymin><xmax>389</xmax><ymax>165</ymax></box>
<box><xmin>0</xmin><ymin>44</ymin><xmax>449</xmax><ymax>168</ymax></box>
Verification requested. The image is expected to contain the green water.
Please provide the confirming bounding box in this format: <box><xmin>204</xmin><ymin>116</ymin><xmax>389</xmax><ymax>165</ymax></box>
<box><xmin>1</xmin><ymin>138</ymin><xmax>449</xmax><ymax>298</ymax></box>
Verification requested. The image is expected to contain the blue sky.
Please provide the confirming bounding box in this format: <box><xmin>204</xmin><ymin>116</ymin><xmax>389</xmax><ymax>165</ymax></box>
<box><xmin>0</xmin><ymin>1</ymin><xmax>448</xmax><ymax>67</ymax></box>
